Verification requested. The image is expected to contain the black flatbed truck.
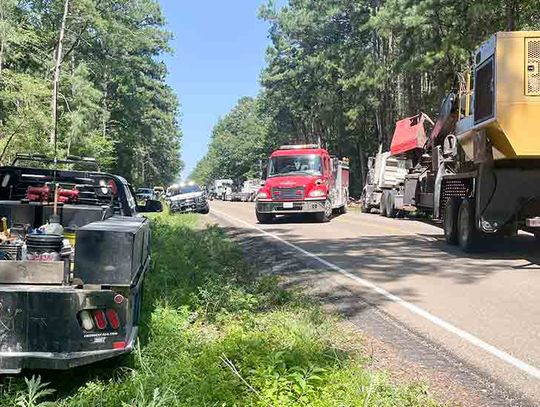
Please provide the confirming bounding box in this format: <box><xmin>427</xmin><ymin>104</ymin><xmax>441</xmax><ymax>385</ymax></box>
<box><xmin>0</xmin><ymin>155</ymin><xmax>162</xmax><ymax>374</ymax></box>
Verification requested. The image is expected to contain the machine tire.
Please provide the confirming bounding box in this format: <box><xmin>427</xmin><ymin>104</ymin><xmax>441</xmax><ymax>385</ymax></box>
<box><xmin>256</xmin><ymin>211</ymin><xmax>274</xmax><ymax>224</ymax></box>
<box><xmin>200</xmin><ymin>205</ymin><xmax>210</xmax><ymax>215</ymax></box>
<box><xmin>457</xmin><ymin>198</ymin><xmax>481</xmax><ymax>252</ymax></box>
<box><xmin>379</xmin><ymin>192</ymin><xmax>387</xmax><ymax>217</ymax></box>
<box><xmin>443</xmin><ymin>197</ymin><xmax>461</xmax><ymax>245</ymax></box>
<box><xmin>385</xmin><ymin>192</ymin><xmax>397</xmax><ymax>218</ymax></box>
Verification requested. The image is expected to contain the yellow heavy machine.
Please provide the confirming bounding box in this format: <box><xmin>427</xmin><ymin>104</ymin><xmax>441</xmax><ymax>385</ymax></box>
<box><xmin>373</xmin><ymin>31</ymin><xmax>540</xmax><ymax>251</ymax></box>
<box><xmin>440</xmin><ymin>31</ymin><xmax>540</xmax><ymax>250</ymax></box>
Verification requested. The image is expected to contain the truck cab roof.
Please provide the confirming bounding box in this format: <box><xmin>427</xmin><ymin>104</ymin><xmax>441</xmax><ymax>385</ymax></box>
<box><xmin>271</xmin><ymin>147</ymin><xmax>329</xmax><ymax>157</ymax></box>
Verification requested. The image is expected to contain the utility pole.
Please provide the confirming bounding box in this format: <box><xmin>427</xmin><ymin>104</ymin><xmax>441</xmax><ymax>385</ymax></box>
<box><xmin>50</xmin><ymin>0</ymin><xmax>70</xmax><ymax>148</ymax></box>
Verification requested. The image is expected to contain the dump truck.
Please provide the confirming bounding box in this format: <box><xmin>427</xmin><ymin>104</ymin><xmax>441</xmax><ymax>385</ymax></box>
<box><xmin>363</xmin><ymin>31</ymin><xmax>540</xmax><ymax>251</ymax></box>
<box><xmin>255</xmin><ymin>144</ymin><xmax>349</xmax><ymax>223</ymax></box>
<box><xmin>0</xmin><ymin>154</ymin><xmax>162</xmax><ymax>373</ymax></box>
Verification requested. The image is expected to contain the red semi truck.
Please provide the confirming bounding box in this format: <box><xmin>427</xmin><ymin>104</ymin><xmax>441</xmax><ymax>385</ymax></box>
<box><xmin>255</xmin><ymin>144</ymin><xmax>349</xmax><ymax>223</ymax></box>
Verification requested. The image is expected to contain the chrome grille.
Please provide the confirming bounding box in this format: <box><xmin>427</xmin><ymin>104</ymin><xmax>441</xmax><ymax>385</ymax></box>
<box><xmin>272</xmin><ymin>187</ymin><xmax>304</xmax><ymax>200</ymax></box>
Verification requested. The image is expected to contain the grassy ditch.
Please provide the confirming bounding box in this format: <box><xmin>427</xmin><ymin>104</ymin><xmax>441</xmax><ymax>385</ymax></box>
<box><xmin>0</xmin><ymin>213</ymin><xmax>439</xmax><ymax>406</ymax></box>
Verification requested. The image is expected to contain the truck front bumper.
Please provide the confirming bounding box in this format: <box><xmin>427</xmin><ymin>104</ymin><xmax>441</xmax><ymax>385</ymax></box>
<box><xmin>170</xmin><ymin>200</ymin><xmax>208</xmax><ymax>213</ymax></box>
<box><xmin>256</xmin><ymin>200</ymin><xmax>325</xmax><ymax>214</ymax></box>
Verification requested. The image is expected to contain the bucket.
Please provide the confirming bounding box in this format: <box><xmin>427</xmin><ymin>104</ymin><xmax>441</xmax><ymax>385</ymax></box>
<box><xmin>26</xmin><ymin>234</ymin><xmax>63</xmax><ymax>261</ymax></box>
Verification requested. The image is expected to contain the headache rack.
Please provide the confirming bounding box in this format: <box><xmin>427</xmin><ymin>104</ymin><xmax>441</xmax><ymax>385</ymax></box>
<box><xmin>12</xmin><ymin>154</ymin><xmax>100</xmax><ymax>172</ymax></box>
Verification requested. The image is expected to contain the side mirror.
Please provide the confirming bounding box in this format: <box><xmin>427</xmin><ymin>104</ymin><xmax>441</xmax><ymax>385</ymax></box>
<box><xmin>137</xmin><ymin>199</ymin><xmax>163</xmax><ymax>213</ymax></box>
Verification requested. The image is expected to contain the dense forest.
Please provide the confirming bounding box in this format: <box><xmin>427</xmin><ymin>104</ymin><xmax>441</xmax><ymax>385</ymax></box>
<box><xmin>192</xmin><ymin>0</ymin><xmax>540</xmax><ymax>196</ymax></box>
<box><xmin>0</xmin><ymin>0</ymin><xmax>182</xmax><ymax>186</ymax></box>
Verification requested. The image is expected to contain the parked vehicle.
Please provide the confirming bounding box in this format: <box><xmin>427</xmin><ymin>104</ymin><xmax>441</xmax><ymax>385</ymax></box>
<box><xmin>255</xmin><ymin>144</ymin><xmax>349</xmax><ymax>223</ymax></box>
<box><xmin>0</xmin><ymin>154</ymin><xmax>162</xmax><ymax>374</ymax></box>
<box><xmin>230</xmin><ymin>179</ymin><xmax>263</xmax><ymax>202</ymax></box>
<box><xmin>362</xmin><ymin>31</ymin><xmax>540</xmax><ymax>251</ymax></box>
<box><xmin>212</xmin><ymin>179</ymin><xmax>233</xmax><ymax>200</ymax></box>
<box><xmin>136</xmin><ymin>187</ymin><xmax>154</xmax><ymax>205</ymax></box>
<box><xmin>168</xmin><ymin>182</ymin><xmax>210</xmax><ymax>214</ymax></box>
<box><xmin>360</xmin><ymin>151</ymin><xmax>411</xmax><ymax>214</ymax></box>
<box><xmin>153</xmin><ymin>186</ymin><xmax>165</xmax><ymax>198</ymax></box>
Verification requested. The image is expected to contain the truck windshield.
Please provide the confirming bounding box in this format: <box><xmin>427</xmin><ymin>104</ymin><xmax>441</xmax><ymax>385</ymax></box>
<box><xmin>268</xmin><ymin>155</ymin><xmax>322</xmax><ymax>177</ymax></box>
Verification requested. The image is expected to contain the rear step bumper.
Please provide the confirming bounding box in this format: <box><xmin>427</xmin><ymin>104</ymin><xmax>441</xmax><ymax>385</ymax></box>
<box><xmin>0</xmin><ymin>328</ymin><xmax>136</xmax><ymax>374</ymax></box>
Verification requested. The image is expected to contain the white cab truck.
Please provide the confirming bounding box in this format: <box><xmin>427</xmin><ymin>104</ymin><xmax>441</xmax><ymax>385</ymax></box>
<box><xmin>360</xmin><ymin>151</ymin><xmax>409</xmax><ymax>214</ymax></box>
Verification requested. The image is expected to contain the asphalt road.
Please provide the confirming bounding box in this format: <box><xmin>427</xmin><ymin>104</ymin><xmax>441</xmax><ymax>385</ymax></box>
<box><xmin>209</xmin><ymin>200</ymin><xmax>540</xmax><ymax>406</ymax></box>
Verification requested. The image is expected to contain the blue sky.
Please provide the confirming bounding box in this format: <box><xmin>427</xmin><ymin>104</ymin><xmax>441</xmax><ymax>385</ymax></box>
<box><xmin>159</xmin><ymin>0</ymin><xmax>280</xmax><ymax>179</ymax></box>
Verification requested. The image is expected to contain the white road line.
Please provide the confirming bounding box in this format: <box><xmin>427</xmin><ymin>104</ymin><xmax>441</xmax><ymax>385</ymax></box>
<box><xmin>211</xmin><ymin>208</ymin><xmax>540</xmax><ymax>380</ymax></box>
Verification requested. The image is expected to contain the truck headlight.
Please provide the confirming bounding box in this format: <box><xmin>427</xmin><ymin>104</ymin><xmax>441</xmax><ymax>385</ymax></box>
<box><xmin>308</xmin><ymin>189</ymin><xmax>326</xmax><ymax>198</ymax></box>
<box><xmin>257</xmin><ymin>191</ymin><xmax>269</xmax><ymax>199</ymax></box>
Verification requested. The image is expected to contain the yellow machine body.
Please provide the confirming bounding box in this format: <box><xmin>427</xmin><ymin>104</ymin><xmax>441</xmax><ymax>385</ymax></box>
<box><xmin>456</xmin><ymin>31</ymin><xmax>540</xmax><ymax>160</ymax></box>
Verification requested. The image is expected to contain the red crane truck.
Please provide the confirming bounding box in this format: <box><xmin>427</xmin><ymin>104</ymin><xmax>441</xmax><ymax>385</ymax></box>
<box><xmin>255</xmin><ymin>144</ymin><xmax>349</xmax><ymax>223</ymax></box>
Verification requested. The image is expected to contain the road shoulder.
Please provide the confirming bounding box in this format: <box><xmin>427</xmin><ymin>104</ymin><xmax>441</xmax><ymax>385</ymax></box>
<box><xmin>209</xmin><ymin>210</ymin><xmax>536</xmax><ymax>407</ymax></box>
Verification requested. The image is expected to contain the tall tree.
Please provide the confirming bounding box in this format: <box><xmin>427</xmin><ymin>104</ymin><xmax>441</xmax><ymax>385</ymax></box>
<box><xmin>0</xmin><ymin>0</ymin><xmax>183</xmax><ymax>186</ymax></box>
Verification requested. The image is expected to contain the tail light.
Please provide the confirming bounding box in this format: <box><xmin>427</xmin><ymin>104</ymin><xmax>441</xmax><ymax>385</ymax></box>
<box><xmin>79</xmin><ymin>310</ymin><xmax>94</xmax><ymax>331</ymax></box>
<box><xmin>79</xmin><ymin>308</ymin><xmax>122</xmax><ymax>331</ymax></box>
<box><xmin>106</xmin><ymin>309</ymin><xmax>120</xmax><ymax>330</ymax></box>
<box><xmin>93</xmin><ymin>310</ymin><xmax>107</xmax><ymax>330</ymax></box>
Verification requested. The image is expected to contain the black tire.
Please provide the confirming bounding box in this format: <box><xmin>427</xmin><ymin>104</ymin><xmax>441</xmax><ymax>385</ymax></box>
<box><xmin>315</xmin><ymin>199</ymin><xmax>332</xmax><ymax>223</ymax></box>
<box><xmin>359</xmin><ymin>192</ymin><xmax>370</xmax><ymax>213</ymax></box>
<box><xmin>339</xmin><ymin>192</ymin><xmax>349</xmax><ymax>215</ymax></box>
<box><xmin>457</xmin><ymin>198</ymin><xmax>481</xmax><ymax>252</ymax></box>
<box><xmin>199</xmin><ymin>205</ymin><xmax>210</xmax><ymax>215</ymax></box>
<box><xmin>256</xmin><ymin>211</ymin><xmax>274</xmax><ymax>224</ymax></box>
<box><xmin>385</xmin><ymin>192</ymin><xmax>397</xmax><ymax>218</ymax></box>
<box><xmin>379</xmin><ymin>192</ymin><xmax>387</xmax><ymax>217</ymax></box>
<box><xmin>443</xmin><ymin>197</ymin><xmax>461</xmax><ymax>245</ymax></box>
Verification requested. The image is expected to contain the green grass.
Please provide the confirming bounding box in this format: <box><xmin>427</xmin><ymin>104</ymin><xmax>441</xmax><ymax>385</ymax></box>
<box><xmin>0</xmin><ymin>213</ymin><xmax>439</xmax><ymax>407</ymax></box>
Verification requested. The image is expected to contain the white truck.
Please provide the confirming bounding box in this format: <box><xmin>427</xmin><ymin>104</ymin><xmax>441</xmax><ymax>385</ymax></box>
<box><xmin>360</xmin><ymin>152</ymin><xmax>409</xmax><ymax>214</ymax></box>
<box><xmin>212</xmin><ymin>179</ymin><xmax>233</xmax><ymax>200</ymax></box>
<box><xmin>360</xmin><ymin>113</ymin><xmax>431</xmax><ymax>217</ymax></box>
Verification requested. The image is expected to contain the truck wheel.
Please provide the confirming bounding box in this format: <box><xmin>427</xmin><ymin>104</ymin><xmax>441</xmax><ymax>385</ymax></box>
<box><xmin>457</xmin><ymin>199</ymin><xmax>480</xmax><ymax>252</ymax></box>
<box><xmin>200</xmin><ymin>205</ymin><xmax>210</xmax><ymax>215</ymax></box>
<box><xmin>443</xmin><ymin>197</ymin><xmax>460</xmax><ymax>245</ymax></box>
<box><xmin>385</xmin><ymin>192</ymin><xmax>397</xmax><ymax>218</ymax></box>
<box><xmin>315</xmin><ymin>200</ymin><xmax>332</xmax><ymax>223</ymax></box>
<box><xmin>359</xmin><ymin>192</ymin><xmax>369</xmax><ymax>213</ymax></box>
<box><xmin>379</xmin><ymin>192</ymin><xmax>387</xmax><ymax>217</ymax></box>
<box><xmin>256</xmin><ymin>211</ymin><xmax>274</xmax><ymax>224</ymax></box>
<box><xmin>339</xmin><ymin>192</ymin><xmax>349</xmax><ymax>215</ymax></box>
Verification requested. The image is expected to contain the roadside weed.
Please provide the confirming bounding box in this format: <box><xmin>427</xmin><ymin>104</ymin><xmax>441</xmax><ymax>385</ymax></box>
<box><xmin>0</xmin><ymin>213</ymin><xmax>439</xmax><ymax>407</ymax></box>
